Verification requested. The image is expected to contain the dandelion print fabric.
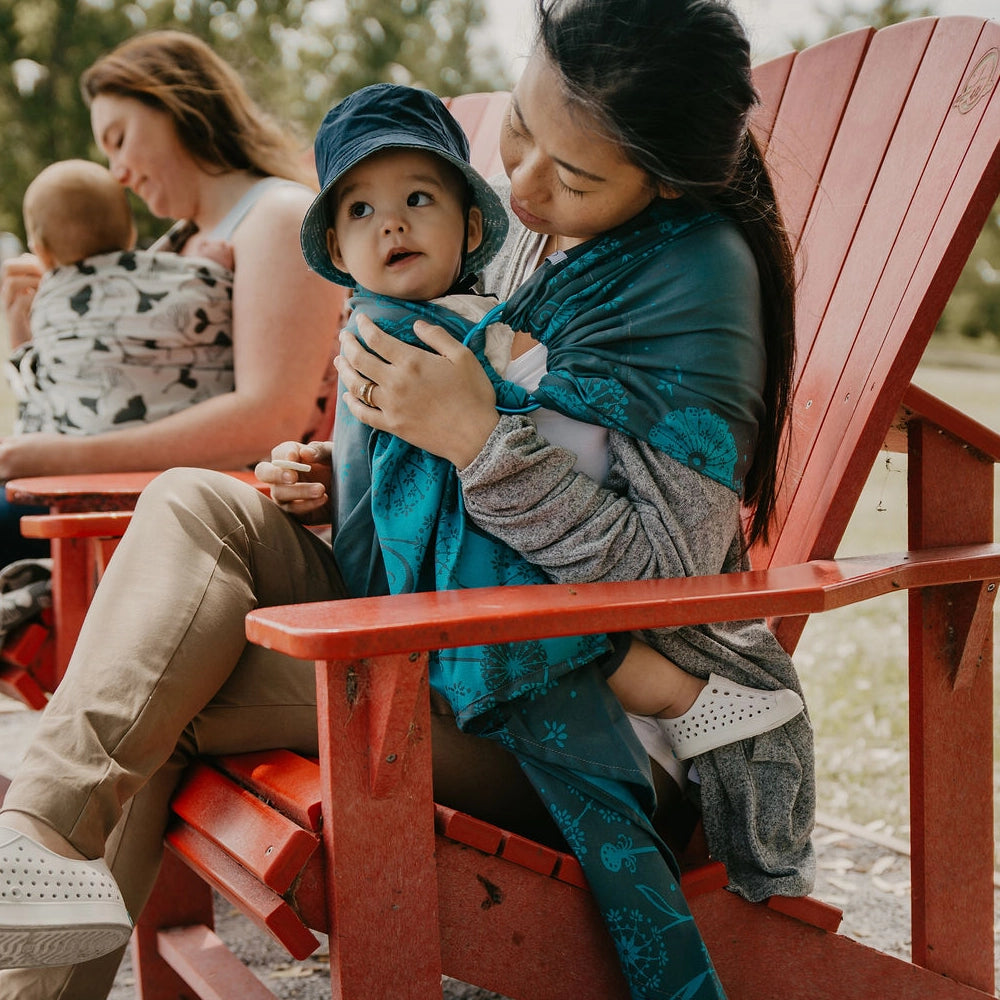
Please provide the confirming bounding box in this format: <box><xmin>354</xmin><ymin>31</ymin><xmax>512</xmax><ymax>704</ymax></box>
<box><xmin>9</xmin><ymin>250</ymin><xmax>233</xmax><ymax>435</ymax></box>
<box><xmin>492</xmin><ymin>196</ymin><xmax>767</xmax><ymax>496</ymax></box>
<box><xmin>480</xmin><ymin>662</ymin><xmax>727</xmax><ymax>999</ymax></box>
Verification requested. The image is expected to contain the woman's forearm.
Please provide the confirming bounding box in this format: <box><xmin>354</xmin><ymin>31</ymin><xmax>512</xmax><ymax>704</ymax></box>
<box><xmin>458</xmin><ymin>414</ymin><xmax>741</xmax><ymax>584</ymax></box>
<box><xmin>0</xmin><ymin>387</ymin><xmax>314</xmax><ymax>479</ymax></box>
<box><xmin>6</xmin><ymin>311</ymin><xmax>32</xmax><ymax>351</ymax></box>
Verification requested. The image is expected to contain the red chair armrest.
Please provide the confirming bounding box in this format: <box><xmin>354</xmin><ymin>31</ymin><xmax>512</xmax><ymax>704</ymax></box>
<box><xmin>245</xmin><ymin>545</ymin><xmax>1000</xmax><ymax>661</ymax></box>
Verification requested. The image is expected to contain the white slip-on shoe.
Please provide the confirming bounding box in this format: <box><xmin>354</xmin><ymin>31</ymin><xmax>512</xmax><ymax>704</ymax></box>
<box><xmin>658</xmin><ymin>673</ymin><xmax>805</xmax><ymax>760</ymax></box>
<box><xmin>0</xmin><ymin>828</ymin><xmax>132</xmax><ymax>968</ymax></box>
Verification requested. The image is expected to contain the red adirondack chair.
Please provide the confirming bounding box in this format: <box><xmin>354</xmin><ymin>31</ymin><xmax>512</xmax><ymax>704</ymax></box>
<box><xmin>5</xmin><ymin>15</ymin><xmax>1000</xmax><ymax>1000</ymax></box>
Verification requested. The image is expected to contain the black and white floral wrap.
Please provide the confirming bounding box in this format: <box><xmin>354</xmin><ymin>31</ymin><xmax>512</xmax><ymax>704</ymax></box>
<box><xmin>8</xmin><ymin>249</ymin><xmax>234</xmax><ymax>435</ymax></box>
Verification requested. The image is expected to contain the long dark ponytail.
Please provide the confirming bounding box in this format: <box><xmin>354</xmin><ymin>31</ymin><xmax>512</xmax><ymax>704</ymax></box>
<box><xmin>536</xmin><ymin>0</ymin><xmax>796</xmax><ymax>547</ymax></box>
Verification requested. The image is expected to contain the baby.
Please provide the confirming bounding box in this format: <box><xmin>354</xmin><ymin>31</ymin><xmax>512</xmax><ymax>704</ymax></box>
<box><xmin>7</xmin><ymin>159</ymin><xmax>234</xmax><ymax>435</ymax></box>
<box><xmin>299</xmin><ymin>84</ymin><xmax>804</xmax><ymax>775</ymax></box>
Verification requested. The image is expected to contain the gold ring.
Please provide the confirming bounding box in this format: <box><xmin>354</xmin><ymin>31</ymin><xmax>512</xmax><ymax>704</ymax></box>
<box><xmin>358</xmin><ymin>378</ymin><xmax>377</xmax><ymax>407</ymax></box>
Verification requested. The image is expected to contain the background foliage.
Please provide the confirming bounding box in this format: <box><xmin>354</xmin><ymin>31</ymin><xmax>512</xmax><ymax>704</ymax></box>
<box><xmin>0</xmin><ymin>0</ymin><xmax>509</xmax><ymax>242</ymax></box>
<box><xmin>0</xmin><ymin>0</ymin><xmax>997</xmax><ymax>343</ymax></box>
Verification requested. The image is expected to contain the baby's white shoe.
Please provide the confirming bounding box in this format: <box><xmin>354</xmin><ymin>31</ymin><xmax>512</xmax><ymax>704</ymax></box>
<box><xmin>658</xmin><ymin>673</ymin><xmax>804</xmax><ymax>760</ymax></box>
<box><xmin>0</xmin><ymin>827</ymin><xmax>132</xmax><ymax>968</ymax></box>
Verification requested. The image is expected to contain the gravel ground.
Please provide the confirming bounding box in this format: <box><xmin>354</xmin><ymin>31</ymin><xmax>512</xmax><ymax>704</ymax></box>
<box><xmin>1</xmin><ymin>697</ymin><xmax>997</xmax><ymax>999</ymax></box>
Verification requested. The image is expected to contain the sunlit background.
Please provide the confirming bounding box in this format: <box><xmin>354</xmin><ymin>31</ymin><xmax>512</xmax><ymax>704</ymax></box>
<box><xmin>480</xmin><ymin>0</ymin><xmax>1000</xmax><ymax>66</ymax></box>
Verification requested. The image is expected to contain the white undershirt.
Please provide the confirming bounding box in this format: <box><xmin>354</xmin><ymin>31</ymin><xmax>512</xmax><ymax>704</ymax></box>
<box><xmin>504</xmin><ymin>342</ymin><xmax>610</xmax><ymax>484</ymax></box>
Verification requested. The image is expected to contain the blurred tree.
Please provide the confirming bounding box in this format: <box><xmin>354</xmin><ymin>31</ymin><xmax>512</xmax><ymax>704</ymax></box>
<box><xmin>302</xmin><ymin>0</ymin><xmax>507</xmax><ymax>103</ymax></box>
<box><xmin>0</xmin><ymin>0</ymin><xmax>136</xmax><ymax>235</ymax></box>
<box><xmin>787</xmin><ymin>0</ymin><xmax>933</xmax><ymax>49</ymax></box>
<box><xmin>0</xmin><ymin>0</ymin><xmax>508</xmax><ymax>242</ymax></box>
<box><xmin>787</xmin><ymin>0</ymin><xmax>999</xmax><ymax>347</ymax></box>
<box><xmin>941</xmin><ymin>214</ymin><xmax>1000</xmax><ymax>345</ymax></box>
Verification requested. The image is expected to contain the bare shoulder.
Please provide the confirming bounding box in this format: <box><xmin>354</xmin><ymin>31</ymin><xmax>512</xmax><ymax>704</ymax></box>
<box><xmin>226</xmin><ymin>178</ymin><xmax>341</xmax><ymax>323</ymax></box>
<box><xmin>231</xmin><ymin>180</ymin><xmax>317</xmax><ymax>259</ymax></box>
<box><xmin>243</xmin><ymin>180</ymin><xmax>316</xmax><ymax>230</ymax></box>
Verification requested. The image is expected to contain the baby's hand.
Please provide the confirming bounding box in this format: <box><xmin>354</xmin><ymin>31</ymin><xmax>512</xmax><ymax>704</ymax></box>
<box><xmin>186</xmin><ymin>236</ymin><xmax>234</xmax><ymax>271</ymax></box>
<box><xmin>1</xmin><ymin>254</ymin><xmax>43</xmax><ymax>348</ymax></box>
<box><xmin>256</xmin><ymin>441</ymin><xmax>332</xmax><ymax>524</ymax></box>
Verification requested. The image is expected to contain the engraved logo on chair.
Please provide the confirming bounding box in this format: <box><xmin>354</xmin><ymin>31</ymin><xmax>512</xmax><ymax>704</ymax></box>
<box><xmin>953</xmin><ymin>47</ymin><xmax>999</xmax><ymax>114</ymax></box>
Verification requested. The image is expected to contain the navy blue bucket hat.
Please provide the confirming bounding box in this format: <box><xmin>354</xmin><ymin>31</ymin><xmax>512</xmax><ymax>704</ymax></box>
<box><xmin>300</xmin><ymin>83</ymin><xmax>509</xmax><ymax>286</ymax></box>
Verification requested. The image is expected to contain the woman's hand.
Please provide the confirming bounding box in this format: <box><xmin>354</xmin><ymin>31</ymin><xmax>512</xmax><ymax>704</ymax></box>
<box><xmin>1</xmin><ymin>254</ymin><xmax>43</xmax><ymax>350</ymax></box>
<box><xmin>335</xmin><ymin>313</ymin><xmax>499</xmax><ymax>469</ymax></box>
<box><xmin>255</xmin><ymin>440</ymin><xmax>332</xmax><ymax>524</ymax></box>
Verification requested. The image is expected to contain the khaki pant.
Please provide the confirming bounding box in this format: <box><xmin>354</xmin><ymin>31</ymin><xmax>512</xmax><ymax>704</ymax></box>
<box><xmin>0</xmin><ymin>468</ymin><xmax>690</xmax><ymax>999</ymax></box>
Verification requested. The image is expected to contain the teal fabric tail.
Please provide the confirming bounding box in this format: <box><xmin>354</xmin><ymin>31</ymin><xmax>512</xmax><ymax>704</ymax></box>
<box><xmin>474</xmin><ymin>663</ymin><xmax>726</xmax><ymax>1000</ymax></box>
<box><xmin>521</xmin><ymin>758</ymin><xmax>726</xmax><ymax>1000</ymax></box>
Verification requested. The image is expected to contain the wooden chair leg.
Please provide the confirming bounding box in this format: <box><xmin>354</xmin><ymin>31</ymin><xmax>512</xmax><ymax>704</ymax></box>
<box><xmin>49</xmin><ymin>537</ymin><xmax>92</xmax><ymax>685</ymax></box>
<box><xmin>132</xmin><ymin>847</ymin><xmax>216</xmax><ymax>1000</ymax></box>
<box><xmin>908</xmin><ymin>420</ymin><xmax>996</xmax><ymax>993</ymax></box>
<box><xmin>315</xmin><ymin>653</ymin><xmax>444</xmax><ymax>999</ymax></box>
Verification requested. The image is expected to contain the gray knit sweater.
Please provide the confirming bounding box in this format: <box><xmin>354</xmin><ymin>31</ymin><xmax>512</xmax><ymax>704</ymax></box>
<box><xmin>460</xmin><ymin>178</ymin><xmax>816</xmax><ymax>902</ymax></box>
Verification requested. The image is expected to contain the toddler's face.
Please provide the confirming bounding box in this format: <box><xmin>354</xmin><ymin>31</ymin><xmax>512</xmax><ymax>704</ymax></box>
<box><xmin>326</xmin><ymin>149</ymin><xmax>482</xmax><ymax>300</ymax></box>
